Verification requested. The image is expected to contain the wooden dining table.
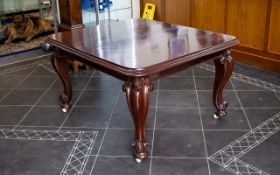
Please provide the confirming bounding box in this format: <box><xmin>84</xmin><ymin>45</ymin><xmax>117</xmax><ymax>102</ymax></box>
<box><xmin>46</xmin><ymin>19</ymin><xmax>239</xmax><ymax>162</ymax></box>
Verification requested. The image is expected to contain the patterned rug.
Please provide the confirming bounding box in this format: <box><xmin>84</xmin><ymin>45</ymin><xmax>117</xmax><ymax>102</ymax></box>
<box><xmin>0</xmin><ymin>36</ymin><xmax>47</xmax><ymax>57</ymax></box>
<box><xmin>0</xmin><ymin>11</ymin><xmax>53</xmax><ymax>57</ymax></box>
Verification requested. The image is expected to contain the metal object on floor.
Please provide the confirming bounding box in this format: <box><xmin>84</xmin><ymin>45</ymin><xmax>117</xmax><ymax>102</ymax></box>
<box><xmin>40</xmin><ymin>42</ymin><xmax>53</xmax><ymax>52</ymax></box>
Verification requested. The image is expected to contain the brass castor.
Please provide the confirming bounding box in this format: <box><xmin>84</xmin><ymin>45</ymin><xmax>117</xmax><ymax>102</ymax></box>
<box><xmin>213</xmin><ymin>113</ymin><xmax>219</xmax><ymax>119</ymax></box>
<box><xmin>61</xmin><ymin>103</ymin><xmax>70</xmax><ymax>113</ymax></box>
<box><xmin>135</xmin><ymin>158</ymin><xmax>142</xmax><ymax>163</ymax></box>
<box><xmin>213</xmin><ymin>111</ymin><xmax>227</xmax><ymax>119</ymax></box>
<box><xmin>62</xmin><ymin>107</ymin><xmax>68</xmax><ymax>113</ymax></box>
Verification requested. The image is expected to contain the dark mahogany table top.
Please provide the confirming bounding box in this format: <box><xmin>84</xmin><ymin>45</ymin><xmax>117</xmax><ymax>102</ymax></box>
<box><xmin>47</xmin><ymin>19</ymin><xmax>239</xmax><ymax>76</ymax></box>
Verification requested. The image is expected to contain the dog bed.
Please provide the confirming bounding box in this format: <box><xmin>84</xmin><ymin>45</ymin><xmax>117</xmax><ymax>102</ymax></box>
<box><xmin>0</xmin><ymin>30</ymin><xmax>53</xmax><ymax>57</ymax></box>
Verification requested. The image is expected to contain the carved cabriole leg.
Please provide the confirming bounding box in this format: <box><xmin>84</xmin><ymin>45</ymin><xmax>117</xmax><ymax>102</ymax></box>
<box><xmin>51</xmin><ymin>49</ymin><xmax>73</xmax><ymax>112</ymax></box>
<box><xmin>213</xmin><ymin>49</ymin><xmax>234</xmax><ymax>118</ymax></box>
<box><xmin>123</xmin><ymin>77</ymin><xmax>154</xmax><ymax>162</ymax></box>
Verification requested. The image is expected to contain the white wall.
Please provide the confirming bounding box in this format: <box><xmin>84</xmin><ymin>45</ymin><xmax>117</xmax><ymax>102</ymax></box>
<box><xmin>20</xmin><ymin>0</ymin><xmax>39</xmax><ymax>10</ymax></box>
<box><xmin>0</xmin><ymin>0</ymin><xmax>39</xmax><ymax>13</ymax></box>
<box><xmin>82</xmin><ymin>0</ymin><xmax>140</xmax><ymax>24</ymax></box>
<box><xmin>0</xmin><ymin>0</ymin><xmax>20</xmax><ymax>12</ymax></box>
<box><xmin>132</xmin><ymin>0</ymin><xmax>140</xmax><ymax>18</ymax></box>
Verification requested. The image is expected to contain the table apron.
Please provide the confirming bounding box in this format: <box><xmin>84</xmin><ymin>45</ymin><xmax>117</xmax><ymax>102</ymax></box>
<box><xmin>56</xmin><ymin>48</ymin><xmax>225</xmax><ymax>82</ymax></box>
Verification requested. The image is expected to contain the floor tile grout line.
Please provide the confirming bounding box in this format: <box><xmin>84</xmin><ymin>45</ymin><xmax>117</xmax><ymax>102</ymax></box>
<box><xmin>90</xmin><ymin>75</ymin><xmax>217</xmax><ymax>78</ymax></box>
<box><xmin>235</xmin><ymin>159</ymin><xmax>270</xmax><ymax>175</ymax></box>
<box><xmin>1</xmin><ymin>104</ymin><xmax>280</xmax><ymax>110</ymax></box>
<box><xmin>0</xmin><ymin>88</ymin><xmax>85</xmax><ymax>91</ymax></box>
<box><xmin>80</xmin><ymin>132</ymin><xmax>99</xmax><ymax>174</ymax></box>
<box><xmin>0</xmin><ymin>64</ymin><xmax>40</xmax><ymax>103</ymax></box>
<box><xmin>0</xmin><ymin>61</ymin><xmax>278</xmax><ymax>172</ymax></box>
<box><xmin>0</xmin><ymin>75</ymin><xmax>87</xmax><ymax>78</ymax></box>
<box><xmin>208</xmin><ymin>112</ymin><xmax>280</xmax><ymax>175</ymax></box>
<box><xmin>2</xmin><ymin>87</ymin><xmax>280</xmax><ymax>92</ymax></box>
<box><xmin>13</xmin><ymin>77</ymin><xmax>59</xmax><ymax>130</ymax></box>
<box><xmin>38</xmin><ymin>62</ymin><xmax>57</xmax><ymax>75</ymax></box>
<box><xmin>151</xmin><ymin>90</ymin><xmax>279</xmax><ymax>92</ymax></box>
<box><xmin>0</xmin><ymin>53</ymin><xmax>52</xmax><ymax>69</ymax></box>
<box><xmin>215</xmin><ymin>112</ymin><xmax>280</xmax><ymax>160</ymax></box>
<box><xmin>0</xmin><ymin>128</ymin><xmax>89</xmax><ymax>141</ymax></box>
<box><xmin>94</xmin><ymin>155</ymin><xmax>209</xmax><ymax>159</ymax></box>
<box><xmin>0</xmin><ymin>126</ymin><xmax>246</xmax><ymax>131</ymax></box>
<box><xmin>0</xmin><ymin>126</ymin><xmax>98</xmax><ymax>174</ymax></box>
<box><xmin>9</xmin><ymin>125</ymin><xmax>253</xmax><ymax>132</ymax></box>
<box><xmin>11</xmin><ymin>125</ymin><xmax>60</xmax><ymax>129</ymax></box>
<box><xmin>1</xmin><ymin>53</ymin><xmax>52</xmax><ymax>64</ymax></box>
<box><xmin>89</xmin><ymin>89</ymin><xmax>122</xmax><ymax>175</ymax></box>
<box><xmin>60</xmin><ymin>131</ymin><xmax>84</xmax><ymax>174</ymax></box>
<box><xmin>209</xmin><ymin>157</ymin><xmax>266</xmax><ymax>175</ymax></box>
<box><xmin>58</xmin><ymin>70</ymin><xmax>97</xmax><ymax>130</ymax></box>
<box><xmin>210</xmin><ymin>150</ymin><xmax>271</xmax><ymax>175</ymax></box>
<box><xmin>148</xmin><ymin>80</ymin><xmax>160</xmax><ymax>175</ymax></box>
<box><xmin>1</xmin><ymin>87</ymin><xmax>57</xmax><ymax>91</ymax></box>
<box><xmin>37</xmin><ymin>106</ymin><xmax>280</xmax><ymax>110</ymax></box>
<box><xmin>0</xmin><ymin>61</ymin><xmax>38</xmax><ymax>75</ymax></box>
<box><xmin>0</xmin><ymin>137</ymin><xmax>85</xmax><ymax>142</ymax></box>
<box><xmin>32</xmin><ymin>88</ymin><xmax>279</xmax><ymax>92</ymax></box>
<box><xmin>230</xmin><ymin>79</ymin><xmax>253</xmax><ymax>131</ymax></box>
<box><xmin>60</xmin><ymin>131</ymin><xmax>98</xmax><ymax>175</ymax></box>
<box><xmin>0</xmin><ymin>75</ymin><xmax>45</xmax><ymax>78</ymax></box>
<box><xmin>274</xmin><ymin>90</ymin><xmax>280</xmax><ymax>101</ymax></box>
<box><xmin>231</xmin><ymin>73</ymin><xmax>280</xmax><ymax>92</ymax></box>
<box><xmin>150</xmin><ymin>155</ymin><xmax>208</xmax><ymax>159</ymax></box>
<box><xmin>0</xmin><ymin>75</ymin><xmax>56</xmax><ymax>77</ymax></box>
<box><xmin>197</xmin><ymin>63</ymin><xmax>280</xmax><ymax>92</ymax></box>
<box><xmin>192</xmin><ymin>67</ymin><xmax>212</xmax><ymax>175</ymax></box>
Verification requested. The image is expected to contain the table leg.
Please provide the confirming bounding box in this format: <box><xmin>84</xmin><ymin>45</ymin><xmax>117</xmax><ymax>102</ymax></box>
<box><xmin>123</xmin><ymin>77</ymin><xmax>154</xmax><ymax>162</ymax></box>
<box><xmin>51</xmin><ymin>50</ymin><xmax>72</xmax><ymax>113</ymax></box>
<box><xmin>213</xmin><ymin>49</ymin><xmax>234</xmax><ymax>118</ymax></box>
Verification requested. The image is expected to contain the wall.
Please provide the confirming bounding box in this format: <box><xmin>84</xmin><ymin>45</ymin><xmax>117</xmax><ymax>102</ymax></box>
<box><xmin>82</xmin><ymin>0</ymin><xmax>140</xmax><ymax>24</ymax></box>
<box><xmin>0</xmin><ymin>0</ymin><xmax>20</xmax><ymax>13</ymax></box>
<box><xmin>0</xmin><ymin>0</ymin><xmax>39</xmax><ymax>13</ymax></box>
<box><xmin>132</xmin><ymin>0</ymin><xmax>140</xmax><ymax>18</ymax></box>
<box><xmin>140</xmin><ymin>0</ymin><xmax>280</xmax><ymax>72</ymax></box>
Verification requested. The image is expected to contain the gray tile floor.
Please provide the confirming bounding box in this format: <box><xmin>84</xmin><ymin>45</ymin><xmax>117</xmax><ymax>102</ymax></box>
<box><xmin>0</xmin><ymin>53</ymin><xmax>279</xmax><ymax>175</ymax></box>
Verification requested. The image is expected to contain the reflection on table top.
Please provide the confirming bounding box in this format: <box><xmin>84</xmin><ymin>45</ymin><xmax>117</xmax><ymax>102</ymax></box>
<box><xmin>47</xmin><ymin>19</ymin><xmax>238</xmax><ymax>70</ymax></box>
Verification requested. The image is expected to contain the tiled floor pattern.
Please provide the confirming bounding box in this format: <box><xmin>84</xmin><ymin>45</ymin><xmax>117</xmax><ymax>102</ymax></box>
<box><xmin>195</xmin><ymin>63</ymin><xmax>280</xmax><ymax>175</ymax></box>
<box><xmin>0</xmin><ymin>58</ymin><xmax>279</xmax><ymax>175</ymax></box>
<box><xmin>209</xmin><ymin>112</ymin><xmax>280</xmax><ymax>175</ymax></box>
<box><xmin>0</xmin><ymin>129</ymin><xmax>97</xmax><ymax>175</ymax></box>
<box><xmin>197</xmin><ymin>64</ymin><xmax>280</xmax><ymax>94</ymax></box>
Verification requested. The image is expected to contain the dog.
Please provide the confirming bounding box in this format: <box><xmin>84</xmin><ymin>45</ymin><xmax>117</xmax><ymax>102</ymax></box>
<box><xmin>5</xmin><ymin>13</ymin><xmax>53</xmax><ymax>44</ymax></box>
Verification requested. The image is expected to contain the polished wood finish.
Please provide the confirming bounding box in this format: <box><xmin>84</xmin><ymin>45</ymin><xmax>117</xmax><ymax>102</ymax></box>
<box><xmin>47</xmin><ymin>20</ymin><xmax>238</xmax><ymax>74</ymax></box>
<box><xmin>57</xmin><ymin>0</ymin><xmax>85</xmax><ymax>74</ymax></box>
<box><xmin>58</xmin><ymin>0</ymin><xmax>84</xmax><ymax>31</ymax></box>
<box><xmin>164</xmin><ymin>0</ymin><xmax>191</xmax><ymax>26</ymax></box>
<box><xmin>213</xmin><ymin>50</ymin><xmax>234</xmax><ymax>117</ymax></box>
<box><xmin>227</xmin><ymin>0</ymin><xmax>268</xmax><ymax>50</ymax></box>
<box><xmin>192</xmin><ymin>0</ymin><xmax>226</xmax><ymax>33</ymax></box>
<box><xmin>123</xmin><ymin>77</ymin><xmax>154</xmax><ymax>159</ymax></box>
<box><xmin>51</xmin><ymin>49</ymin><xmax>72</xmax><ymax>111</ymax></box>
<box><xmin>47</xmin><ymin>19</ymin><xmax>239</xmax><ymax>161</ymax></box>
<box><xmin>140</xmin><ymin>0</ymin><xmax>280</xmax><ymax>72</ymax></box>
<box><xmin>231</xmin><ymin>47</ymin><xmax>280</xmax><ymax>72</ymax></box>
<box><xmin>268</xmin><ymin>0</ymin><xmax>280</xmax><ymax>55</ymax></box>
